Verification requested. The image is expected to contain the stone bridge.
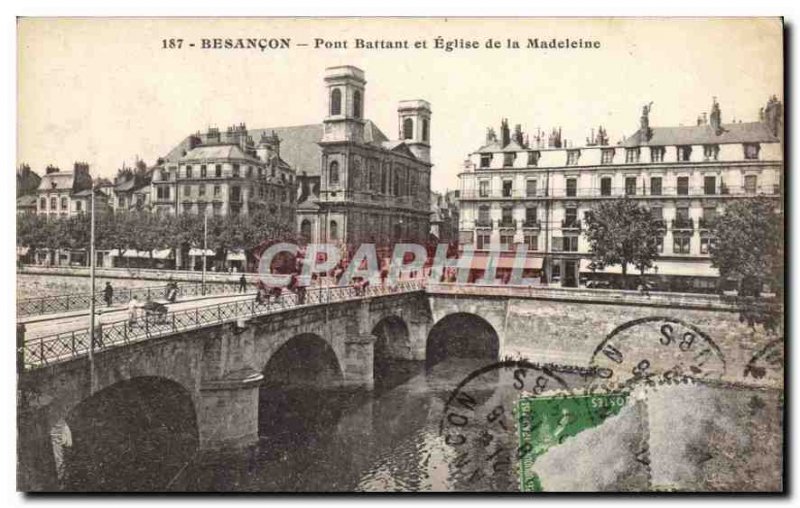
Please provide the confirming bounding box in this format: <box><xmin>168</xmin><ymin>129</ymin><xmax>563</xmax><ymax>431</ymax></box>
<box><xmin>17</xmin><ymin>283</ymin><xmax>782</xmax><ymax>490</ymax></box>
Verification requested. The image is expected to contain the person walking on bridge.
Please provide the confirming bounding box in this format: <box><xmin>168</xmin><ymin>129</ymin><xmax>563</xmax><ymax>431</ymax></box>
<box><xmin>103</xmin><ymin>282</ymin><xmax>113</xmax><ymax>307</ymax></box>
<box><xmin>239</xmin><ymin>274</ymin><xmax>247</xmax><ymax>293</ymax></box>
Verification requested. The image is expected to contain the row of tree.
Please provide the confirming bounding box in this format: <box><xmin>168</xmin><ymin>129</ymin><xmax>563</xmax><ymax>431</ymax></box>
<box><xmin>582</xmin><ymin>196</ymin><xmax>783</xmax><ymax>296</ymax></box>
<box><xmin>17</xmin><ymin>210</ymin><xmax>296</xmax><ymax>269</ymax></box>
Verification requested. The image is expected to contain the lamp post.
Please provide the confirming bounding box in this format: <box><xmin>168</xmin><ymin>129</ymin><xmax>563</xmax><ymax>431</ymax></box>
<box><xmin>88</xmin><ymin>183</ymin><xmax>97</xmax><ymax>394</ymax></box>
<box><xmin>202</xmin><ymin>211</ymin><xmax>208</xmax><ymax>295</ymax></box>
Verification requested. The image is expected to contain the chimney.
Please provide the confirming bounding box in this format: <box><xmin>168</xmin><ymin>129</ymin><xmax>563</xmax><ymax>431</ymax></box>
<box><xmin>45</xmin><ymin>165</ymin><xmax>59</xmax><ymax>175</ymax></box>
<box><xmin>709</xmin><ymin>97</ymin><xmax>722</xmax><ymax>135</ymax></box>
<box><xmin>500</xmin><ymin>119</ymin><xmax>511</xmax><ymax>148</ymax></box>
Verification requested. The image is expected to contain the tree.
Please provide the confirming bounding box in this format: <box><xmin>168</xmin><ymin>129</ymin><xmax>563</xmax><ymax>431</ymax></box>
<box><xmin>710</xmin><ymin>197</ymin><xmax>783</xmax><ymax>297</ymax></box>
<box><xmin>583</xmin><ymin>198</ymin><xmax>662</xmax><ymax>282</ymax></box>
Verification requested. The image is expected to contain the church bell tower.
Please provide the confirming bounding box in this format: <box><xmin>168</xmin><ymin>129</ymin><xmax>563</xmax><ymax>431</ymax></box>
<box><xmin>397</xmin><ymin>100</ymin><xmax>432</xmax><ymax>163</ymax></box>
<box><xmin>322</xmin><ymin>66</ymin><xmax>366</xmax><ymax>144</ymax></box>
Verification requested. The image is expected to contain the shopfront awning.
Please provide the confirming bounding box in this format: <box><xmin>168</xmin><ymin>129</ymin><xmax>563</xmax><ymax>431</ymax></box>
<box><xmin>580</xmin><ymin>258</ymin><xmax>719</xmax><ymax>277</ymax></box>
<box><xmin>16</xmin><ymin>246</ymin><xmax>29</xmax><ymax>256</ymax></box>
<box><xmin>108</xmin><ymin>249</ymin><xmax>173</xmax><ymax>259</ymax></box>
<box><xmin>189</xmin><ymin>248</ymin><xmax>215</xmax><ymax>257</ymax></box>
<box><xmin>226</xmin><ymin>249</ymin><xmax>246</xmax><ymax>261</ymax></box>
<box><xmin>469</xmin><ymin>254</ymin><xmax>544</xmax><ymax>270</ymax></box>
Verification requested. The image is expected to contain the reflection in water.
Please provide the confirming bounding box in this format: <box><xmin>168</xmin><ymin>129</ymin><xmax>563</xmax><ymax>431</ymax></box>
<box><xmin>178</xmin><ymin>358</ymin><xmax>555</xmax><ymax>492</ymax></box>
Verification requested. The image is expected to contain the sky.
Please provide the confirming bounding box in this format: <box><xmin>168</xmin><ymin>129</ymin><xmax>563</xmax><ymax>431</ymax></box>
<box><xmin>17</xmin><ymin>17</ymin><xmax>783</xmax><ymax>191</ymax></box>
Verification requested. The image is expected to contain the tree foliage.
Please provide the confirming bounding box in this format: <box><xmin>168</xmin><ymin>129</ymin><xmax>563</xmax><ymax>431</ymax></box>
<box><xmin>583</xmin><ymin>198</ymin><xmax>662</xmax><ymax>278</ymax></box>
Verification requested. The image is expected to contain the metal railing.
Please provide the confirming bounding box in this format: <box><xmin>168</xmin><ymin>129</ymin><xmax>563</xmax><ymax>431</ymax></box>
<box><xmin>17</xmin><ymin>282</ymin><xmax>237</xmax><ymax>318</ymax></box>
<box><xmin>18</xmin><ymin>279</ymin><xmax>425</xmax><ymax>370</ymax></box>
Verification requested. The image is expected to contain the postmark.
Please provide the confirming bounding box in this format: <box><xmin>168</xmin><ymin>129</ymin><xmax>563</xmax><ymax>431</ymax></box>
<box><xmin>743</xmin><ymin>338</ymin><xmax>784</xmax><ymax>385</ymax></box>
<box><xmin>589</xmin><ymin>317</ymin><xmax>727</xmax><ymax>390</ymax></box>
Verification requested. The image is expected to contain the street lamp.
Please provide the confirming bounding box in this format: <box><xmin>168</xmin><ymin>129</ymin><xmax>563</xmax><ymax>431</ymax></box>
<box><xmin>202</xmin><ymin>210</ymin><xmax>208</xmax><ymax>295</ymax></box>
<box><xmin>88</xmin><ymin>182</ymin><xmax>97</xmax><ymax>394</ymax></box>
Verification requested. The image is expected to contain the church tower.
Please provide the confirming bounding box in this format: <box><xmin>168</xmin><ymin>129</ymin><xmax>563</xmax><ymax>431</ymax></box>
<box><xmin>397</xmin><ymin>100</ymin><xmax>432</xmax><ymax>163</ymax></box>
<box><xmin>322</xmin><ymin>66</ymin><xmax>366</xmax><ymax>144</ymax></box>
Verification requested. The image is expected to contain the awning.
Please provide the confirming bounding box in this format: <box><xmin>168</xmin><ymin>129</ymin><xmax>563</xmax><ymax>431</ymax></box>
<box><xmin>580</xmin><ymin>258</ymin><xmax>719</xmax><ymax>277</ymax></box>
<box><xmin>189</xmin><ymin>248</ymin><xmax>215</xmax><ymax>256</ymax></box>
<box><xmin>108</xmin><ymin>249</ymin><xmax>172</xmax><ymax>259</ymax></box>
<box><xmin>226</xmin><ymin>249</ymin><xmax>246</xmax><ymax>261</ymax></box>
<box><xmin>152</xmin><ymin>249</ymin><xmax>173</xmax><ymax>260</ymax></box>
<box><xmin>16</xmin><ymin>246</ymin><xmax>29</xmax><ymax>256</ymax></box>
<box><xmin>469</xmin><ymin>254</ymin><xmax>544</xmax><ymax>270</ymax></box>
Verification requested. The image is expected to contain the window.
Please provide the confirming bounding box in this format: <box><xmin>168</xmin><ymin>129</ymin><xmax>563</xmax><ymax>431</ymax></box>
<box><xmin>215</xmin><ymin>165</ymin><xmax>222</xmax><ymax>178</ymax></box>
<box><xmin>185</xmin><ymin>165</ymin><xmax>193</xmax><ymax>178</ymax></box>
<box><xmin>650</xmin><ymin>177</ymin><xmax>662</xmax><ymax>196</ymax></box>
<box><xmin>501</xmin><ymin>207</ymin><xmax>513</xmax><ymax>226</ymax></box>
<box><xmin>700</xmin><ymin>237</ymin><xmax>715</xmax><ymax>255</ymax></box>
<box><xmin>703</xmin><ymin>145</ymin><xmax>720</xmax><ymax>161</ymax></box>
<box><xmin>353</xmin><ymin>90</ymin><xmax>362</xmax><ymax>119</ymax></box>
<box><xmin>136</xmin><ymin>194</ymin><xmax>144</xmax><ymax>206</ymax></box>
<box><xmin>199</xmin><ymin>184</ymin><xmax>206</xmax><ymax>197</ymax></box>
<box><xmin>600</xmin><ymin>177</ymin><xmax>612</xmax><ymax>196</ymax></box>
<box><xmin>566</xmin><ymin>178</ymin><xmax>577</xmax><ymax>197</ymax></box>
<box><xmin>625</xmin><ymin>177</ymin><xmax>637</xmax><ymax>196</ymax></box>
<box><xmin>565</xmin><ymin>208</ymin><xmax>578</xmax><ymax>227</ymax></box>
<box><xmin>502</xmin><ymin>180</ymin><xmax>513</xmax><ymax>197</ymax></box>
<box><xmin>650</xmin><ymin>147</ymin><xmax>665</xmax><ymax>162</ymax></box>
<box><xmin>677</xmin><ymin>145</ymin><xmax>692</xmax><ymax>161</ymax></box>
<box><xmin>625</xmin><ymin>148</ymin><xmax>641</xmax><ymax>163</ymax></box>
<box><xmin>527</xmin><ymin>151</ymin><xmax>540</xmax><ymax>166</ymax></box>
<box><xmin>673</xmin><ymin>235</ymin><xmax>691</xmax><ymax>254</ymax></box>
<box><xmin>566</xmin><ymin>150</ymin><xmax>581</xmax><ymax>166</ymax></box>
<box><xmin>200</xmin><ymin>165</ymin><xmax>207</xmax><ymax>178</ymax></box>
<box><xmin>232</xmin><ymin>164</ymin><xmax>240</xmax><ymax>178</ymax></box>
<box><xmin>677</xmin><ymin>176</ymin><xmax>689</xmax><ymax>195</ymax></box>
<box><xmin>230</xmin><ymin>186</ymin><xmax>241</xmax><ymax>202</ymax></box>
<box><xmin>651</xmin><ymin>207</ymin><xmax>664</xmax><ymax>227</ymax></box>
<box><xmin>403</xmin><ymin>118</ymin><xmax>414</xmax><ymax>140</ymax></box>
<box><xmin>704</xmin><ymin>176</ymin><xmax>716</xmax><ymax>195</ymax></box>
<box><xmin>701</xmin><ymin>207</ymin><xmax>717</xmax><ymax>229</ymax></box>
<box><xmin>183</xmin><ymin>185</ymin><xmax>191</xmax><ymax>197</ymax></box>
<box><xmin>479</xmin><ymin>180</ymin><xmax>490</xmax><ymax>198</ymax></box>
<box><xmin>524</xmin><ymin>234</ymin><xmax>538</xmax><ymax>251</ymax></box>
<box><xmin>60</xmin><ymin>197</ymin><xmax>67</xmax><ymax>210</ymax></box>
<box><xmin>50</xmin><ymin>197</ymin><xmax>57</xmax><ymax>210</ymax></box>
<box><xmin>744</xmin><ymin>175</ymin><xmax>758</xmax><ymax>194</ymax></box>
<box><xmin>676</xmin><ymin>207</ymin><xmax>690</xmax><ymax>222</ymax></box>
<box><xmin>75</xmin><ymin>201</ymin><xmax>82</xmax><ymax>212</ymax></box>
<box><xmin>480</xmin><ymin>154</ymin><xmax>492</xmax><ymax>168</ymax></box>
<box><xmin>422</xmin><ymin>119</ymin><xmax>429</xmax><ymax>142</ymax></box>
<box><xmin>656</xmin><ymin>237</ymin><xmax>664</xmax><ymax>253</ymax></box>
<box><xmin>213</xmin><ymin>185</ymin><xmax>221</xmax><ymax>197</ymax></box>
<box><xmin>477</xmin><ymin>206</ymin><xmax>491</xmax><ymax>226</ymax></box>
<box><xmin>330</xmin><ymin>88</ymin><xmax>342</xmax><ymax>116</ymax></box>
<box><xmin>563</xmin><ymin>236</ymin><xmax>579</xmax><ymax>252</ymax></box>
<box><xmin>118</xmin><ymin>197</ymin><xmax>125</xmax><ymax>208</ymax></box>
<box><xmin>601</xmin><ymin>149</ymin><xmax>615</xmax><ymax>164</ymax></box>
<box><xmin>39</xmin><ymin>197</ymin><xmax>46</xmax><ymax>210</ymax></box>
<box><xmin>477</xmin><ymin>232</ymin><xmax>491</xmax><ymax>250</ymax></box>
<box><xmin>246</xmin><ymin>166</ymin><xmax>252</xmax><ymax>178</ymax></box>
<box><xmin>503</xmin><ymin>152</ymin><xmax>515</xmax><ymax>167</ymax></box>
<box><xmin>500</xmin><ymin>233</ymin><xmax>515</xmax><ymax>251</ymax></box>
<box><xmin>744</xmin><ymin>143</ymin><xmax>760</xmax><ymax>160</ymax></box>
<box><xmin>329</xmin><ymin>161</ymin><xmax>339</xmax><ymax>184</ymax></box>
<box><xmin>525</xmin><ymin>179</ymin><xmax>538</xmax><ymax>197</ymax></box>
<box><xmin>525</xmin><ymin>206</ymin><xmax>537</xmax><ymax>225</ymax></box>
<box><xmin>157</xmin><ymin>186</ymin><xmax>170</xmax><ymax>200</ymax></box>
<box><xmin>330</xmin><ymin>220</ymin><xmax>338</xmax><ymax>240</ymax></box>
<box><xmin>182</xmin><ymin>203</ymin><xmax>192</xmax><ymax>214</ymax></box>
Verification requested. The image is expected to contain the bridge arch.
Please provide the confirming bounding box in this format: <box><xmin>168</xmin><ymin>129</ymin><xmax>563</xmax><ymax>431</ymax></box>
<box><xmin>61</xmin><ymin>376</ymin><xmax>198</xmax><ymax>491</ymax></box>
<box><xmin>371</xmin><ymin>314</ymin><xmax>413</xmax><ymax>388</ymax></box>
<box><xmin>426</xmin><ymin>312</ymin><xmax>500</xmax><ymax>367</ymax></box>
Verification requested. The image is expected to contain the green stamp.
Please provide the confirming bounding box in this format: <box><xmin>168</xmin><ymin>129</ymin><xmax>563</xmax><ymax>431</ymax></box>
<box><xmin>517</xmin><ymin>392</ymin><xmax>629</xmax><ymax>492</ymax></box>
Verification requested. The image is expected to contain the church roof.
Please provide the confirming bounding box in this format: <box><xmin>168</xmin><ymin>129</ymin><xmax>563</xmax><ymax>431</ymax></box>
<box><xmin>623</xmin><ymin>121</ymin><xmax>779</xmax><ymax>147</ymax></box>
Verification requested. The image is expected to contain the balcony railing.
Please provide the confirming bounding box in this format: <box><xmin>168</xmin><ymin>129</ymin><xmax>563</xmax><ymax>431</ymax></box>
<box><xmin>698</xmin><ymin>218</ymin><xmax>715</xmax><ymax>230</ymax></box>
<box><xmin>475</xmin><ymin>219</ymin><xmax>492</xmax><ymax>228</ymax></box>
<box><xmin>498</xmin><ymin>220</ymin><xmax>515</xmax><ymax>228</ymax></box>
<box><xmin>671</xmin><ymin>218</ymin><xmax>695</xmax><ymax>230</ymax></box>
<box><xmin>522</xmin><ymin>220</ymin><xmax>541</xmax><ymax>229</ymax></box>
<box><xmin>561</xmin><ymin>219</ymin><xmax>581</xmax><ymax>230</ymax></box>
<box><xmin>460</xmin><ymin>185</ymin><xmax>781</xmax><ymax>200</ymax></box>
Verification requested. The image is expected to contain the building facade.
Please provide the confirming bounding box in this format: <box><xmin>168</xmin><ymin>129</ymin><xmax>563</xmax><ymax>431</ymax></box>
<box><xmin>457</xmin><ymin>97</ymin><xmax>783</xmax><ymax>291</ymax></box>
<box><xmin>35</xmin><ymin>163</ymin><xmax>109</xmax><ymax>217</ymax></box>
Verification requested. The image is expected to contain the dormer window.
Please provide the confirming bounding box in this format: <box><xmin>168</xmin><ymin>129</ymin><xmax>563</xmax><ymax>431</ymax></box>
<box><xmin>503</xmin><ymin>152</ymin><xmax>516</xmax><ymax>167</ymax></box>
<box><xmin>650</xmin><ymin>146</ymin><xmax>665</xmax><ymax>162</ymax></box>
<box><xmin>527</xmin><ymin>151</ymin><xmax>540</xmax><ymax>166</ymax></box>
<box><xmin>744</xmin><ymin>143</ymin><xmax>760</xmax><ymax>160</ymax></box>
<box><xmin>566</xmin><ymin>150</ymin><xmax>581</xmax><ymax>166</ymax></box>
<box><xmin>480</xmin><ymin>154</ymin><xmax>492</xmax><ymax>169</ymax></box>
<box><xmin>625</xmin><ymin>147</ymin><xmax>641</xmax><ymax>163</ymax></box>
<box><xmin>601</xmin><ymin>148</ymin><xmax>614</xmax><ymax>164</ymax></box>
<box><xmin>677</xmin><ymin>145</ymin><xmax>692</xmax><ymax>162</ymax></box>
<box><xmin>703</xmin><ymin>144</ymin><xmax>720</xmax><ymax>161</ymax></box>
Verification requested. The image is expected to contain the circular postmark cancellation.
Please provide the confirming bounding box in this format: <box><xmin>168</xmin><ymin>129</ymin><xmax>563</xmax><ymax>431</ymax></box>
<box><xmin>437</xmin><ymin>359</ymin><xmax>612</xmax><ymax>491</ymax></box>
<box><xmin>589</xmin><ymin>316</ymin><xmax>727</xmax><ymax>390</ymax></box>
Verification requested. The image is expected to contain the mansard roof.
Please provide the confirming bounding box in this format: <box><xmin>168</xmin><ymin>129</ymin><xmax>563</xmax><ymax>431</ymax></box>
<box><xmin>623</xmin><ymin>121</ymin><xmax>779</xmax><ymax>148</ymax></box>
<box><xmin>180</xmin><ymin>143</ymin><xmax>261</xmax><ymax>163</ymax></box>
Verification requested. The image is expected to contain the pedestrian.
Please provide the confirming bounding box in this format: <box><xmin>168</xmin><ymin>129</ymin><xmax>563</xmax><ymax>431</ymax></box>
<box><xmin>103</xmin><ymin>282</ymin><xmax>113</xmax><ymax>307</ymax></box>
<box><xmin>239</xmin><ymin>274</ymin><xmax>247</xmax><ymax>293</ymax></box>
<box><xmin>128</xmin><ymin>295</ymin><xmax>141</xmax><ymax>326</ymax></box>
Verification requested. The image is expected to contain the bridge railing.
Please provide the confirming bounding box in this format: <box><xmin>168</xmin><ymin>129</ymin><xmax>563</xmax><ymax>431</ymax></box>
<box><xmin>18</xmin><ymin>279</ymin><xmax>425</xmax><ymax>371</ymax></box>
<box><xmin>17</xmin><ymin>282</ymin><xmax>239</xmax><ymax>318</ymax></box>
